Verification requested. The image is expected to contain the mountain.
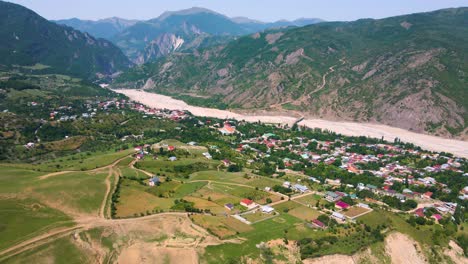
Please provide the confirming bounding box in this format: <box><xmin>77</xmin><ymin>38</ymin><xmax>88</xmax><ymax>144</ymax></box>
<box><xmin>115</xmin><ymin>8</ymin><xmax>468</xmax><ymax>138</ymax></box>
<box><xmin>102</xmin><ymin>7</ymin><xmax>321</xmax><ymax>63</ymax></box>
<box><xmin>54</xmin><ymin>17</ymin><xmax>139</xmax><ymax>40</ymax></box>
<box><xmin>235</xmin><ymin>18</ymin><xmax>325</xmax><ymax>33</ymax></box>
<box><xmin>112</xmin><ymin>8</ymin><xmax>246</xmax><ymax>63</ymax></box>
<box><xmin>0</xmin><ymin>1</ymin><xmax>131</xmax><ymax>79</ymax></box>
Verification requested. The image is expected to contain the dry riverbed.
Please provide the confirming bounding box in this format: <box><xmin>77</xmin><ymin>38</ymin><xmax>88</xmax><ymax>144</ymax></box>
<box><xmin>115</xmin><ymin>89</ymin><xmax>468</xmax><ymax>158</ymax></box>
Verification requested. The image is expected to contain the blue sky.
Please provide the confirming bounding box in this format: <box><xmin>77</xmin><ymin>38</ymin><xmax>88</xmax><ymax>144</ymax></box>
<box><xmin>7</xmin><ymin>0</ymin><xmax>468</xmax><ymax>21</ymax></box>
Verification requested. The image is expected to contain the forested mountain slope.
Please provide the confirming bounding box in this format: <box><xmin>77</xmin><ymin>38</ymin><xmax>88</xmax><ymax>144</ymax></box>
<box><xmin>115</xmin><ymin>8</ymin><xmax>468</xmax><ymax>138</ymax></box>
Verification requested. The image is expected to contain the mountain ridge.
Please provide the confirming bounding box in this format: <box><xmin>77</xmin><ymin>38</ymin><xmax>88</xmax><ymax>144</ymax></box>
<box><xmin>0</xmin><ymin>1</ymin><xmax>131</xmax><ymax>79</ymax></box>
<box><xmin>114</xmin><ymin>7</ymin><xmax>468</xmax><ymax>138</ymax></box>
<box><xmin>56</xmin><ymin>7</ymin><xmax>323</xmax><ymax>64</ymax></box>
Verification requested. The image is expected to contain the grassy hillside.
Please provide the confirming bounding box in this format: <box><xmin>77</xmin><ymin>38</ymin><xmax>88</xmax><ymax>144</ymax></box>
<box><xmin>115</xmin><ymin>8</ymin><xmax>468</xmax><ymax>138</ymax></box>
<box><xmin>0</xmin><ymin>1</ymin><xmax>131</xmax><ymax>79</ymax></box>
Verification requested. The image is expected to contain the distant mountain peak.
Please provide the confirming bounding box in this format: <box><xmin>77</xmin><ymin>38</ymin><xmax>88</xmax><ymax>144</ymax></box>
<box><xmin>157</xmin><ymin>7</ymin><xmax>223</xmax><ymax>21</ymax></box>
<box><xmin>230</xmin><ymin>16</ymin><xmax>265</xmax><ymax>24</ymax></box>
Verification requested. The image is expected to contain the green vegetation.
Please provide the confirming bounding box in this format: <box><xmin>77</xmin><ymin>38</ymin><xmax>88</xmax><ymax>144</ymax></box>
<box><xmin>2</xmin><ymin>237</ymin><xmax>87</xmax><ymax>264</ymax></box>
<box><xmin>0</xmin><ymin>199</ymin><xmax>73</xmax><ymax>251</ymax></box>
<box><xmin>0</xmin><ymin>1</ymin><xmax>130</xmax><ymax>79</ymax></box>
<box><xmin>116</xmin><ymin>7</ymin><xmax>468</xmax><ymax>136</ymax></box>
<box><xmin>32</xmin><ymin>171</ymin><xmax>108</xmax><ymax>215</ymax></box>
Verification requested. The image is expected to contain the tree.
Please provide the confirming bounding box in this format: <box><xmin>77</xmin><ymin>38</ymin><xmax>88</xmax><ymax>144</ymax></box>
<box><xmin>332</xmin><ymin>158</ymin><xmax>342</xmax><ymax>167</ymax></box>
<box><xmin>227</xmin><ymin>164</ymin><xmax>242</xmax><ymax>172</ymax></box>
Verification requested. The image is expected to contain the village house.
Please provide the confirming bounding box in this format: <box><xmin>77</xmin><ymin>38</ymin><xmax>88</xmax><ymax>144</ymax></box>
<box><xmin>325</xmin><ymin>191</ymin><xmax>341</xmax><ymax>202</ymax></box>
<box><xmin>224</xmin><ymin>203</ymin><xmax>234</xmax><ymax>211</ymax></box>
<box><xmin>357</xmin><ymin>203</ymin><xmax>370</xmax><ymax>209</ymax></box>
<box><xmin>311</xmin><ymin>219</ymin><xmax>326</xmax><ymax>229</ymax></box>
<box><xmin>431</xmin><ymin>214</ymin><xmax>442</xmax><ymax>222</ymax></box>
<box><xmin>308</xmin><ymin>177</ymin><xmax>320</xmax><ymax>183</ymax></box>
<box><xmin>335</xmin><ymin>201</ymin><xmax>350</xmax><ymax>210</ymax></box>
<box><xmin>167</xmin><ymin>145</ymin><xmax>176</xmax><ymax>151</ymax></box>
<box><xmin>218</xmin><ymin>123</ymin><xmax>236</xmax><ymax>135</ymax></box>
<box><xmin>24</xmin><ymin>142</ymin><xmax>35</xmax><ymax>149</ymax></box>
<box><xmin>366</xmin><ymin>184</ymin><xmax>378</xmax><ymax>193</ymax></box>
<box><xmin>331</xmin><ymin>212</ymin><xmax>346</xmax><ymax>221</ymax></box>
<box><xmin>325</xmin><ymin>178</ymin><xmax>341</xmax><ymax>186</ymax></box>
<box><xmin>240</xmin><ymin>199</ymin><xmax>257</xmax><ymax>209</ymax></box>
<box><xmin>414</xmin><ymin>208</ymin><xmax>425</xmax><ymax>217</ymax></box>
<box><xmin>292</xmin><ymin>184</ymin><xmax>309</xmax><ymax>193</ymax></box>
<box><xmin>422</xmin><ymin>192</ymin><xmax>433</xmax><ymax>199</ymax></box>
<box><xmin>202</xmin><ymin>152</ymin><xmax>212</xmax><ymax>159</ymax></box>
<box><xmin>148</xmin><ymin>176</ymin><xmax>160</xmax><ymax>187</ymax></box>
<box><xmin>261</xmin><ymin>205</ymin><xmax>275</xmax><ymax>214</ymax></box>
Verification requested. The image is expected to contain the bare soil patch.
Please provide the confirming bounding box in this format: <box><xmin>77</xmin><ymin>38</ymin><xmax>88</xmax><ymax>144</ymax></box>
<box><xmin>385</xmin><ymin>232</ymin><xmax>427</xmax><ymax>264</ymax></box>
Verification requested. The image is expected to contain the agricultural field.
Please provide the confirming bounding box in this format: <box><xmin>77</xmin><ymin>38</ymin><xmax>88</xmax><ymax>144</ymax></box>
<box><xmin>190</xmin><ymin>214</ymin><xmax>253</xmax><ymax>239</ymax></box>
<box><xmin>135</xmin><ymin>157</ymin><xmax>218</xmax><ymax>177</ymax></box>
<box><xmin>342</xmin><ymin>206</ymin><xmax>372</xmax><ymax>219</ymax></box>
<box><xmin>34</xmin><ymin>149</ymin><xmax>135</xmax><ymax>172</ymax></box>
<box><xmin>114</xmin><ymin>179</ymin><xmax>175</xmax><ymax>217</ymax></box>
<box><xmin>31</xmin><ymin>171</ymin><xmax>109</xmax><ymax>216</ymax></box>
<box><xmin>241</xmin><ymin>211</ymin><xmax>276</xmax><ymax>223</ymax></box>
<box><xmin>183</xmin><ymin>197</ymin><xmax>226</xmax><ymax>214</ymax></box>
<box><xmin>202</xmin><ymin>213</ymin><xmax>309</xmax><ymax>263</ymax></box>
<box><xmin>294</xmin><ymin>193</ymin><xmax>322</xmax><ymax>207</ymax></box>
<box><xmin>287</xmin><ymin>205</ymin><xmax>322</xmax><ymax>221</ymax></box>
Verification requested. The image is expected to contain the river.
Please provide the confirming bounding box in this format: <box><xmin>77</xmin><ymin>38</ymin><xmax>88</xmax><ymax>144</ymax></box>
<box><xmin>115</xmin><ymin>89</ymin><xmax>468</xmax><ymax>158</ymax></box>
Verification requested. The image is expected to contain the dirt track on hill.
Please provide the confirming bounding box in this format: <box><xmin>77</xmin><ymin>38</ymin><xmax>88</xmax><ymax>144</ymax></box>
<box><xmin>0</xmin><ymin>155</ymin><xmax>244</xmax><ymax>263</ymax></box>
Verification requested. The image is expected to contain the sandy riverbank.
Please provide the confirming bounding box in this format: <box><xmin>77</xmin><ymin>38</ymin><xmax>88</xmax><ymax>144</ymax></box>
<box><xmin>115</xmin><ymin>89</ymin><xmax>468</xmax><ymax>158</ymax></box>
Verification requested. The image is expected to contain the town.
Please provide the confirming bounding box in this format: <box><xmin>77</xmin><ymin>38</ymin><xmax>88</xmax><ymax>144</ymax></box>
<box><xmin>3</xmin><ymin>94</ymin><xmax>467</xmax><ymax>262</ymax></box>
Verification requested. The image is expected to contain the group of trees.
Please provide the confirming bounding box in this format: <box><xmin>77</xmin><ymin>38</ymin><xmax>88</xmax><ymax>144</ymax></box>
<box><xmin>381</xmin><ymin>196</ymin><xmax>417</xmax><ymax>211</ymax></box>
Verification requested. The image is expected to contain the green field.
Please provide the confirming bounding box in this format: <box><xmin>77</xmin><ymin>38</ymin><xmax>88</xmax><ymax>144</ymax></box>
<box><xmin>288</xmin><ymin>205</ymin><xmax>322</xmax><ymax>221</ymax></box>
<box><xmin>0</xmin><ymin>165</ymin><xmax>46</xmax><ymax>193</ymax></box>
<box><xmin>294</xmin><ymin>193</ymin><xmax>322</xmax><ymax>207</ymax></box>
<box><xmin>36</xmin><ymin>149</ymin><xmax>135</xmax><ymax>172</ymax></box>
<box><xmin>136</xmin><ymin>157</ymin><xmax>217</xmax><ymax>177</ymax></box>
<box><xmin>0</xmin><ymin>199</ymin><xmax>73</xmax><ymax>251</ymax></box>
<box><xmin>203</xmin><ymin>213</ymin><xmax>307</xmax><ymax>263</ymax></box>
<box><xmin>118</xmin><ymin>167</ymin><xmax>148</xmax><ymax>179</ymax></box>
<box><xmin>32</xmin><ymin>171</ymin><xmax>108</xmax><ymax>215</ymax></box>
<box><xmin>359</xmin><ymin>210</ymin><xmax>449</xmax><ymax>247</ymax></box>
<box><xmin>2</xmin><ymin>237</ymin><xmax>87</xmax><ymax>264</ymax></box>
<box><xmin>115</xmin><ymin>179</ymin><xmax>175</xmax><ymax>217</ymax></box>
<box><xmin>242</xmin><ymin>211</ymin><xmax>275</xmax><ymax>223</ymax></box>
<box><xmin>191</xmin><ymin>214</ymin><xmax>253</xmax><ymax>239</ymax></box>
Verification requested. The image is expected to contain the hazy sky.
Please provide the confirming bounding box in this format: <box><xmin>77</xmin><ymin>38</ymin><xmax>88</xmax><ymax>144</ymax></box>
<box><xmin>7</xmin><ymin>0</ymin><xmax>468</xmax><ymax>22</ymax></box>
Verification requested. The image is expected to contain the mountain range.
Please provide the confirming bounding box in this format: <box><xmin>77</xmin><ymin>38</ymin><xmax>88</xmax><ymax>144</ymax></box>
<box><xmin>0</xmin><ymin>1</ymin><xmax>131</xmax><ymax>78</ymax></box>
<box><xmin>53</xmin><ymin>17</ymin><xmax>139</xmax><ymax>40</ymax></box>
<box><xmin>115</xmin><ymin>8</ymin><xmax>468</xmax><ymax>138</ymax></box>
<box><xmin>1</xmin><ymin>1</ymin><xmax>466</xmax><ymax>138</ymax></box>
<box><xmin>56</xmin><ymin>7</ymin><xmax>323</xmax><ymax>64</ymax></box>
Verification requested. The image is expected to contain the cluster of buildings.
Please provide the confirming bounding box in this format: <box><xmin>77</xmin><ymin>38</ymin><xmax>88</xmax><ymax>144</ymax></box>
<box><xmin>227</xmin><ymin>126</ymin><xmax>466</xmax><ymax>204</ymax></box>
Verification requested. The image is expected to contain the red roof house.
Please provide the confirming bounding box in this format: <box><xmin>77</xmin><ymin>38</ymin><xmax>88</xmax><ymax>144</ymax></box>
<box><xmin>431</xmin><ymin>214</ymin><xmax>442</xmax><ymax>221</ymax></box>
<box><xmin>168</xmin><ymin>146</ymin><xmax>176</xmax><ymax>151</ymax></box>
<box><xmin>422</xmin><ymin>192</ymin><xmax>433</xmax><ymax>199</ymax></box>
<box><xmin>335</xmin><ymin>201</ymin><xmax>350</xmax><ymax>210</ymax></box>
<box><xmin>240</xmin><ymin>198</ymin><xmax>255</xmax><ymax>208</ymax></box>
<box><xmin>414</xmin><ymin>208</ymin><xmax>425</xmax><ymax>217</ymax></box>
<box><xmin>311</xmin><ymin>219</ymin><xmax>326</xmax><ymax>229</ymax></box>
